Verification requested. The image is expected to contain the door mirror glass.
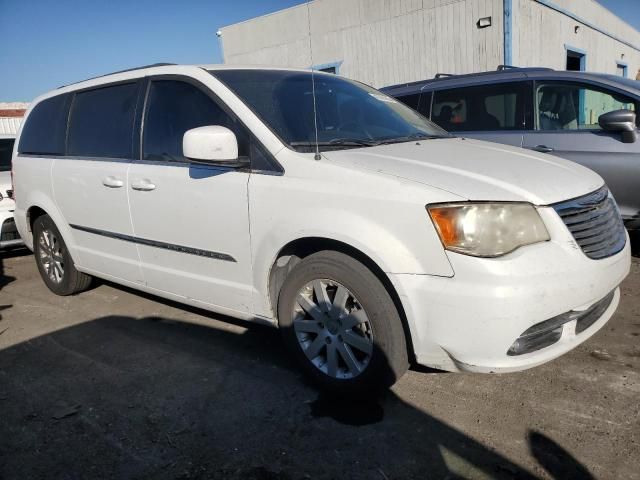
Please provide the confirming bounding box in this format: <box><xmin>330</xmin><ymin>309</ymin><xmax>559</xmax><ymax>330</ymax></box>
<box><xmin>183</xmin><ymin>126</ymin><xmax>246</xmax><ymax>165</ymax></box>
<box><xmin>599</xmin><ymin>109</ymin><xmax>637</xmax><ymax>143</ymax></box>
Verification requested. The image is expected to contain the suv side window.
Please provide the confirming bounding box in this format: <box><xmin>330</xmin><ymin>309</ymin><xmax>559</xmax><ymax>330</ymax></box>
<box><xmin>18</xmin><ymin>94</ymin><xmax>70</xmax><ymax>155</ymax></box>
<box><xmin>143</xmin><ymin>80</ymin><xmax>249</xmax><ymax>162</ymax></box>
<box><xmin>68</xmin><ymin>82</ymin><xmax>139</xmax><ymax>159</ymax></box>
<box><xmin>536</xmin><ymin>82</ymin><xmax>638</xmax><ymax>130</ymax></box>
<box><xmin>431</xmin><ymin>83</ymin><xmax>528</xmax><ymax>132</ymax></box>
<box><xmin>396</xmin><ymin>92</ymin><xmax>432</xmax><ymax>118</ymax></box>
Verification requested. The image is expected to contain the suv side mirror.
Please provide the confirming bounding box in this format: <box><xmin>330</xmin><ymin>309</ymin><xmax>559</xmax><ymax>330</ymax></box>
<box><xmin>183</xmin><ymin>126</ymin><xmax>249</xmax><ymax>167</ymax></box>
<box><xmin>598</xmin><ymin>109</ymin><xmax>637</xmax><ymax>143</ymax></box>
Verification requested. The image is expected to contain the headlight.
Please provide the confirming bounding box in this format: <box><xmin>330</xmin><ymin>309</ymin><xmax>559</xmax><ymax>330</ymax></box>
<box><xmin>427</xmin><ymin>203</ymin><xmax>550</xmax><ymax>257</ymax></box>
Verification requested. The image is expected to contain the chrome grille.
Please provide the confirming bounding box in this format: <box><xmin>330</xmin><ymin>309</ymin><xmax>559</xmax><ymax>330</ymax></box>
<box><xmin>552</xmin><ymin>186</ymin><xmax>626</xmax><ymax>260</ymax></box>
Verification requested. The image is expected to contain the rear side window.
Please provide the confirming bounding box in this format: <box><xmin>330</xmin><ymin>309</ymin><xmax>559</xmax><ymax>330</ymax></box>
<box><xmin>18</xmin><ymin>94</ymin><xmax>70</xmax><ymax>155</ymax></box>
<box><xmin>432</xmin><ymin>83</ymin><xmax>528</xmax><ymax>132</ymax></box>
<box><xmin>143</xmin><ymin>80</ymin><xmax>249</xmax><ymax>162</ymax></box>
<box><xmin>0</xmin><ymin>139</ymin><xmax>15</xmax><ymax>171</ymax></box>
<box><xmin>68</xmin><ymin>83</ymin><xmax>139</xmax><ymax>158</ymax></box>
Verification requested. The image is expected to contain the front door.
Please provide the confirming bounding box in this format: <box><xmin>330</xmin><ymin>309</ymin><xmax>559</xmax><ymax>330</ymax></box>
<box><xmin>127</xmin><ymin>78</ymin><xmax>253</xmax><ymax>313</ymax></box>
<box><xmin>52</xmin><ymin>82</ymin><xmax>143</xmax><ymax>283</ymax></box>
<box><xmin>522</xmin><ymin>81</ymin><xmax>640</xmax><ymax>221</ymax></box>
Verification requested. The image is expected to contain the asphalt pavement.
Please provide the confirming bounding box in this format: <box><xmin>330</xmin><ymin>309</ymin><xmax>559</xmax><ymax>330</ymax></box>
<box><xmin>0</xmin><ymin>240</ymin><xmax>638</xmax><ymax>480</ymax></box>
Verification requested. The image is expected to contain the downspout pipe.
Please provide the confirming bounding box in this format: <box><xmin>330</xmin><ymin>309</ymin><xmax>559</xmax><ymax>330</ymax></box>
<box><xmin>504</xmin><ymin>0</ymin><xmax>513</xmax><ymax>66</ymax></box>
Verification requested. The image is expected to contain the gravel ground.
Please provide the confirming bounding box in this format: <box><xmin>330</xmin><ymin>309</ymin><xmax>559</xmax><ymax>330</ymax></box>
<box><xmin>0</xmin><ymin>240</ymin><xmax>638</xmax><ymax>480</ymax></box>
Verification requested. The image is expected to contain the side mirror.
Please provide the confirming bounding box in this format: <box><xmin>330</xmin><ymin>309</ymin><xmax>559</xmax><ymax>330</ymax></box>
<box><xmin>598</xmin><ymin>109</ymin><xmax>637</xmax><ymax>143</ymax></box>
<box><xmin>183</xmin><ymin>126</ymin><xmax>248</xmax><ymax>166</ymax></box>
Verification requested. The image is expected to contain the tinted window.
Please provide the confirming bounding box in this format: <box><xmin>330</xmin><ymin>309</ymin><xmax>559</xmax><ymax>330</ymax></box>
<box><xmin>536</xmin><ymin>82</ymin><xmax>638</xmax><ymax>130</ymax></box>
<box><xmin>396</xmin><ymin>93</ymin><xmax>421</xmax><ymax>110</ymax></box>
<box><xmin>396</xmin><ymin>92</ymin><xmax>432</xmax><ymax>119</ymax></box>
<box><xmin>0</xmin><ymin>139</ymin><xmax>15</xmax><ymax>172</ymax></box>
<box><xmin>18</xmin><ymin>94</ymin><xmax>69</xmax><ymax>155</ymax></box>
<box><xmin>68</xmin><ymin>83</ymin><xmax>139</xmax><ymax>158</ymax></box>
<box><xmin>143</xmin><ymin>80</ymin><xmax>249</xmax><ymax>161</ymax></box>
<box><xmin>212</xmin><ymin>70</ymin><xmax>446</xmax><ymax>152</ymax></box>
<box><xmin>432</xmin><ymin>83</ymin><xmax>527</xmax><ymax>132</ymax></box>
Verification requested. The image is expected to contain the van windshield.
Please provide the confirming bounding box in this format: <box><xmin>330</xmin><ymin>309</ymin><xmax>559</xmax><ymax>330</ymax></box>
<box><xmin>211</xmin><ymin>69</ymin><xmax>448</xmax><ymax>152</ymax></box>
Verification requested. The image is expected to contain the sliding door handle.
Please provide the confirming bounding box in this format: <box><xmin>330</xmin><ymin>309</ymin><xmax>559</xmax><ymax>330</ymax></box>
<box><xmin>532</xmin><ymin>145</ymin><xmax>554</xmax><ymax>153</ymax></box>
<box><xmin>131</xmin><ymin>179</ymin><xmax>156</xmax><ymax>191</ymax></box>
<box><xmin>102</xmin><ymin>176</ymin><xmax>124</xmax><ymax>188</ymax></box>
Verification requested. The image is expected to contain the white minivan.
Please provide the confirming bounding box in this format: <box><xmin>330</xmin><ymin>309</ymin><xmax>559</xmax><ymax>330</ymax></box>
<box><xmin>12</xmin><ymin>64</ymin><xmax>631</xmax><ymax>391</ymax></box>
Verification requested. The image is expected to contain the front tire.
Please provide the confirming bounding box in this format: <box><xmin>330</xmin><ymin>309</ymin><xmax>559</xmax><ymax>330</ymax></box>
<box><xmin>278</xmin><ymin>251</ymin><xmax>408</xmax><ymax>393</ymax></box>
<box><xmin>33</xmin><ymin>215</ymin><xmax>92</xmax><ymax>296</ymax></box>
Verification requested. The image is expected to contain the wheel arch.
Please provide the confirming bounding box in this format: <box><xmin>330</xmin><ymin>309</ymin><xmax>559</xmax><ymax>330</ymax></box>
<box><xmin>20</xmin><ymin>198</ymin><xmax>74</xmax><ymax>253</ymax></box>
<box><xmin>267</xmin><ymin>236</ymin><xmax>416</xmax><ymax>362</ymax></box>
<box><xmin>27</xmin><ymin>205</ymin><xmax>48</xmax><ymax>232</ymax></box>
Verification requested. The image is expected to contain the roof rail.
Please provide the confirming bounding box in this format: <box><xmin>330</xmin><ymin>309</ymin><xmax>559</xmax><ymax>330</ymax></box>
<box><xmin>497</xmin><ymin>65</ymin><xmax>554</xmax><ymax>72</ymax></box>
<box><xmin>59</xmin><ymin>63</ymin><xmax>177</xmax><ymax>89</ymax></box>
<box><xmin>434</xmin><ymin>73</ymin><xmax>455</xmax><ymax>79</ymax></box>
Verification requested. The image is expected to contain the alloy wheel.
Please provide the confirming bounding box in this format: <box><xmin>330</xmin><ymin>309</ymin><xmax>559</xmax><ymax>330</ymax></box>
<box><xmin>293</xmin><ymin>279</ymin><xmax>374</xmax><ymax>379</ymax></box>
<box><xmin>38</xmin><ymin>229</ymin><xmax>64</xmax><ymax>284</ymax></box>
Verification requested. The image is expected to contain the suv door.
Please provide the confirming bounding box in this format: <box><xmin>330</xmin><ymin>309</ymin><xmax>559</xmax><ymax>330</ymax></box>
<box><xmin>127</xmin><ymin>78</ymin><xmax>253</xmax><ymax>312</ymax></box>
<box><xmin>53</xmin><ymin>82</ymin><xmax>143</xmax><ymax>282</ymax></box>
<box><xmin>430</xmin><ymin>82</ymin><xmax>531</xmax><ymax>147</ymax></box>
<box><xmin>522</xmin><ymin>81</ymin><xmax>640</xmax><ymax>223</ymax></box>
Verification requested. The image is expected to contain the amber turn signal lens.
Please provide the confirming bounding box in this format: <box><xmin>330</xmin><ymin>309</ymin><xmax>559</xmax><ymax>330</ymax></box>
<box><xmin>429</xmin><ymin>207</ymin><xmax>459</xmax><ymax>246</ymax></box>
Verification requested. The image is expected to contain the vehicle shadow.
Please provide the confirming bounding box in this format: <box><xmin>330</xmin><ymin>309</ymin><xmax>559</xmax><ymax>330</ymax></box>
<box><xmin>630</xmin><ymin>230</ymin><xmax>640</xmax><ymax>258</ymax></box>
<box><xmin>0</xmin><ymin>248</ymin><xmax>24</xmax><ymax>329</ymax></box>
<box><xmin>0</xmin><ymin>313</ymin><xmax>595</xmax><ymax>479</ymax></box>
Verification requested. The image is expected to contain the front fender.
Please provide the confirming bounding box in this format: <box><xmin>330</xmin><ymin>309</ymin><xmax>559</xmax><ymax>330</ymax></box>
<box><xmin>249</xmin><ymin>204</ymin><xmax>454</xmax><ymax>319</ymax></box>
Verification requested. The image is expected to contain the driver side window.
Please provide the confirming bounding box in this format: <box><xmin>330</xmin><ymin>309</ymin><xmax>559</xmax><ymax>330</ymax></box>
<box><xmin>143</xmin><ymin>80</ymin><xmax>249</xmax><ymax>162</ymax></box>
<box><xmin>536</xmin><ymin>83</ymin><xmax>637</xmax><ymax>131</ymax></box>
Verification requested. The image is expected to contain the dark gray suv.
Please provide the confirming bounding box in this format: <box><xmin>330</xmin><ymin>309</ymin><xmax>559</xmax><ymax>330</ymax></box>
<box><xmin>381</xmin><ymin>67</ymin><xmax>640</xmax><ymax>229</ymax></box>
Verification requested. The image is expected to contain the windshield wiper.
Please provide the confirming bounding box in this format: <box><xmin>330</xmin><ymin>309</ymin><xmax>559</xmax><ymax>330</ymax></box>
<box><xmin>378</xmin><ymin>132</ymin><xmax>451</xmax><ymax>144</ymax></box>
<box><xmin>290</xmin><ymin>139</ymin><xmax>381</xmax><ymax>150</ymax></box>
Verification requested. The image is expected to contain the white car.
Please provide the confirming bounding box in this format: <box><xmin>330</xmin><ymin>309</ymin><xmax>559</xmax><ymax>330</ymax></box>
<box><xmin>12</xmin><ymin>64</ymin><xmax>631</xmax><ymax>391</ymax></box>
<box><xmin>0</xmin><ymin>134</ymin><xmax>22</xmax><ymax>249</ymax></box>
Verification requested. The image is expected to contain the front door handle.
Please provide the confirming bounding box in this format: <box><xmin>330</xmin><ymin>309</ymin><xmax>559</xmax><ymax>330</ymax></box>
<box><xmin>532</xmin><ymin>145</ymin><xmax>554</xmax><ymax>153</ymax></box>
<box><xmin>102</xmin><ymin>176</ymin><xmax>124</xmax><ymax>188</ymax></box>
<box><xmin>131</xmin><ymin>179</ymin><xmax>156</xmax><ymax>191</ymax></box>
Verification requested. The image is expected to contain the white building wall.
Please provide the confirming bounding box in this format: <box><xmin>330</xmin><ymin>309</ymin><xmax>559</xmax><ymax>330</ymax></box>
<box><xmin>514</xmin><ymin>0</ymin><xmax>640</xmax><ymax>76</ymax></box>
<box><xmin>221</xmin><ymin>0</ymin><xmax>640</xmax><ymax>88</ymax></box>
<box><xmin>0</xmin><ymin>118</ymin><xmax>21</xmax><ymax>136</ymax></box>
<box><xmin>221</xmin><ymin>0</ymin><xmax>505</xmax><ymax>88</ymax></box>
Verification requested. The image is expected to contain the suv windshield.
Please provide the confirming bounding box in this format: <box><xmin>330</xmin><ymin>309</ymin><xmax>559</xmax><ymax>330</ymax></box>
<box><xmin>0</xmin><ymin>138</ymin><xmax>15</xmax><ymax>172</ymax></box>
<box><xmin>211</xmin><ymin>69</ymin><xmax>448</xmax><ymax>152</ymax></box>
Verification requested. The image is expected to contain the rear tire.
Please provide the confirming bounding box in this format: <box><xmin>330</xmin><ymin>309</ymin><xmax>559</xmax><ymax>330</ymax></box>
<box><xmin>32</xmin><ymin>215</ymin><xmax>92</xmax><ymax>296</ymax></box>
<box><xmin>278</xmin><ymin>251</ymin><xmax>408</xmax><ymax>393</ymax></box>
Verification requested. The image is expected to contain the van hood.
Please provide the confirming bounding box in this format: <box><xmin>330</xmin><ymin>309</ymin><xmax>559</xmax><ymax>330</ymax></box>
<box><xmin>324</xmin><ymin>137</ymin><xmax>604</xmax><ymax>205</ymax></box>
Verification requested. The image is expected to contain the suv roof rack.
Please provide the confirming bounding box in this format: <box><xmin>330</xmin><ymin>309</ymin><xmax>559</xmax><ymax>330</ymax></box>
<box><xmin>433</xmin><ymin>66</ymin><xmax>554</xmax><ymax>80</ymax></box>
<box><xmin>381</xmin><ymin>66</ymin><xmax>557</xmax><ymax>93</ymax></box>
<box><xmin>59</xmin><ymin>63</ymin><xmax>177</xmax><ymax>89</ymax></box>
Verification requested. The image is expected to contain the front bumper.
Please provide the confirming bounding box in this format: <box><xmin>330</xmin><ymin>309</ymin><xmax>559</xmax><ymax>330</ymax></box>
<box><xmin>0</xmin><ymin>205</ymin><xmax>24</xmax><ymax>249</ymax></box>
<box><xmin>390</xmin><ymin>207</ymin><xmax>631</xmax><ymax>373</ymax></box>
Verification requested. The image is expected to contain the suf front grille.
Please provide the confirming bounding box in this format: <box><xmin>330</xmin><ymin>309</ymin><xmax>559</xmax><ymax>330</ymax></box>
<box><xmin>552</xmin><ymin>187</ymin><xmax>626</xmax><ymax>260</ymax></box>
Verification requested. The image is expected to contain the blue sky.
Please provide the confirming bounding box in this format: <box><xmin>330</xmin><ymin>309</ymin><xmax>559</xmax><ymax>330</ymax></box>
<box><xmin>0</xmin><ymin>0</ymin><xmax>306</xmax><ymax>101</ymax></box>
<box><xmin>0</xmin><ymin>0</ymin><xmax>638</xmax><ymax>102</ymax></box>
